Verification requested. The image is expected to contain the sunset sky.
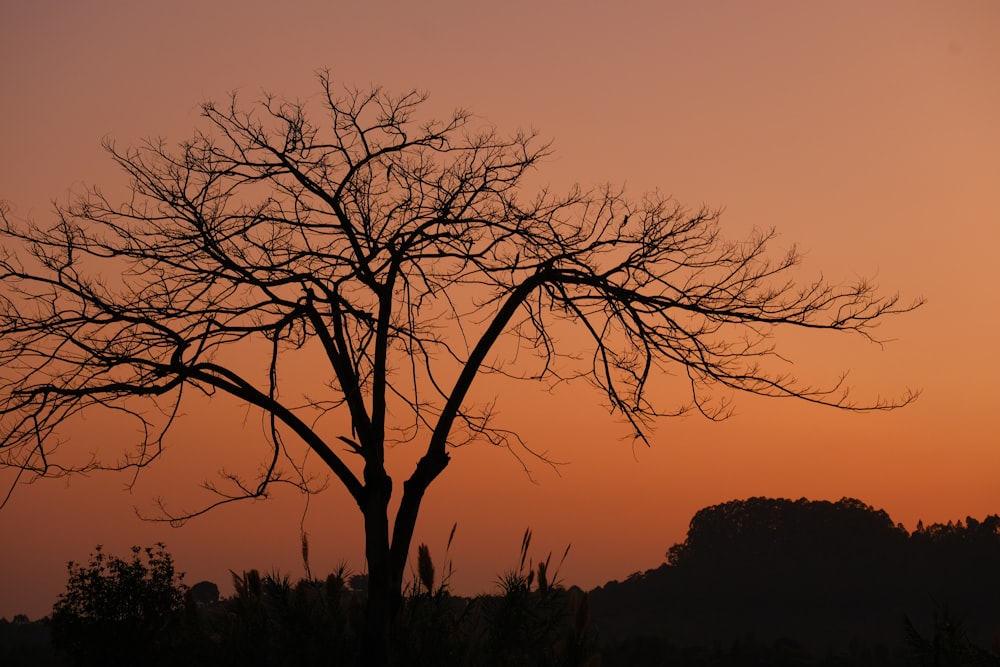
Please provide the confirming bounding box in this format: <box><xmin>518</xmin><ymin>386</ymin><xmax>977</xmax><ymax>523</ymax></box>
<box><xmin>1</xmin><ymin>1</ymin><xmax>998</xmax><ymax>621</ymax></box>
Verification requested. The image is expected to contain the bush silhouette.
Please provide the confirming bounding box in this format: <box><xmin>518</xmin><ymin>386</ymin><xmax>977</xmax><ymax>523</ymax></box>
<box><xmin>51</xmin><ymin>543</ymin><xmax>186</xmax><ymax>667</ymax></box>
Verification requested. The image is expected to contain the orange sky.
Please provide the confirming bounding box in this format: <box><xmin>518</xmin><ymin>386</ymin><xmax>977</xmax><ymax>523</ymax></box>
<box><xmin>1</xmin><ymin>1</ymin><xmax>998</xmax><ymax>620</ymax></box>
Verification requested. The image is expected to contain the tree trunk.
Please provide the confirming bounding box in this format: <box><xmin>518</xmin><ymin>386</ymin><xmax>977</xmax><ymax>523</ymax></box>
<box><xmin>360</xmin><ymin>468</ymin><xmax>396</xmax><ymax>667</ymax></box>
<box><xmin>358</xmin><ymin>450</ymin><xmax>448</xmax><ymax>666</ymax></box>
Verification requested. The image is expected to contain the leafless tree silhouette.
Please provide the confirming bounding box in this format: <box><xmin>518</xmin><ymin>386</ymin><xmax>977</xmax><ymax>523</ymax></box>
<box><xmin>0</xmin><ymin>71</ymin><xmax>920</xmax><ymax>664</ymax></box>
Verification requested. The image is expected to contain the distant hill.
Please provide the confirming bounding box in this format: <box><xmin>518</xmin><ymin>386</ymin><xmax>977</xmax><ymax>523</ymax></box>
<box><xmin>589</xmin><ymin>497</ymin><xmax>1000</xmax><ymax>653</ymax></box>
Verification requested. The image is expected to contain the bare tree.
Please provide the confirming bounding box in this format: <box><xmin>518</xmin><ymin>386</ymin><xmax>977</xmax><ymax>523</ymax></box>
<box><xmin>0</xmin><ymin>72</ymin><xmax>920</xmax><ymax>664</ymax></box>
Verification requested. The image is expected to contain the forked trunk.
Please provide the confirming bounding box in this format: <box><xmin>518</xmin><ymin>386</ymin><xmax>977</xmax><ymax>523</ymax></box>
<box><xmin>359</xmin><ymin>452</ymin><xmax>449</xmax><ymax>666</ymax></box>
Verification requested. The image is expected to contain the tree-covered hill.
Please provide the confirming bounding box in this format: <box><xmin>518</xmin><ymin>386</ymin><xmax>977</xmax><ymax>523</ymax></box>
<box><xmin>590</xmin><ymin>497</ymin><xmax>1000</xmax><ymax>655</ymax></box>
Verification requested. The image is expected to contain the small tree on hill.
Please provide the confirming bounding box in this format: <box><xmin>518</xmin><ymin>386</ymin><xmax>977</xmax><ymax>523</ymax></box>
<box><xmin>0</xmin><ymin>71</ymin><xmax>920</xmax><ymax>664</ymax></box>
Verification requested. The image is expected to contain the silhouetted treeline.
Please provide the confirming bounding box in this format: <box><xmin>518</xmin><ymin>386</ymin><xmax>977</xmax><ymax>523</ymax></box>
<box><xmin>591</xmin><ymin>497</ymin><xmax>1000</xmax><ymax>664</ymax></box>
<box><xmin>2</xmin><ymin>534</ymin><xmax>599</xmax><ymax>667</ymax></box>
<box><xmin>5</xmin><ymin>497</ymin><xmax>1000</xmax><ymax>666</ymax></box>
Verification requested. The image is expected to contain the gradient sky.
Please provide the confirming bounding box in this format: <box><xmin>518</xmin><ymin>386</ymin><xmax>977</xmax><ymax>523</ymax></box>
<box><xmin>1</xmin><ymin>1</ymin><xmax>998</xmax><ymax>620</ymax></box>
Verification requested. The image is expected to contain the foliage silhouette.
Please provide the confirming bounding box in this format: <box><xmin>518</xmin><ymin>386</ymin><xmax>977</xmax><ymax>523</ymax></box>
<box><xmin>464</xmin><ymin>528</ymin><xmax>593</xmax><ymax>666</ymax></box>
<box><xmin>8</xmin><ymin>501</ymin><xmax>1000</xmax><ymax>666</ymax></box>
<box><xmin>40</xmin><ymin>537</ymin><xmax>597</xmax><ymax>666</ymax></box>
<box><xmin>0</xmin><ymin>71</ymin><xmax>920</xmax><ymax>663</ymax></box>
<box><xmin>188</xmin><ymin>579</ymin><xmax>219</xmax><ymax>605</ymax></box>
<box><xmin>50</xmin><ymin>543</ymin><xmax>185</xmax><ymax>667</ymax></box>
<box><xmin>903</xmin><ymin>607</ymin><xmax>1000</xmax><ymax>667</ymax></box>
<box><xmin>210</xmin><ymin>567</ymin><xmax>359</xmax><ymax>666</ymax></box>
<box><xmin>591</xmin><ymin>497</ymin><xmax>1000</xmax><ymax>659</ymax></box>
<box><xmin>0</xmin><ymin>615</ymin><xmax>65</xmax><ymax>667</ymax></box>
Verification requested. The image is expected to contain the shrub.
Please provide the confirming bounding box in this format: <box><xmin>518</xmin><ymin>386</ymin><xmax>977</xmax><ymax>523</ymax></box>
<box><xmin>51</xmin><ymin>543</ymin><xmax>186</xmax><ymax>667</ymax></box>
